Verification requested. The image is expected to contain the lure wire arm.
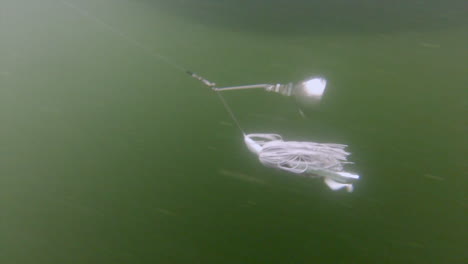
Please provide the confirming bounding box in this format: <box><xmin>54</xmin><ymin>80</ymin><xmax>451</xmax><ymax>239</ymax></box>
<box><xmin>213</xmin><ymin>84</ymin><xmax>274</xmax><ymax>91</ymax></box>
<box><xmin>187</xmin><ymin>71</ymin><xmax>246</xmax><ymax>134</ymax></box>
<box><xmin>186</xmin><ymin>71</ymin><xmax>294</xmax><ymax>96</ymax></box>
<box><xmin>214</xmin><ymin>83</ymin><xmax>295</xmax><ymax>96</ymax></box>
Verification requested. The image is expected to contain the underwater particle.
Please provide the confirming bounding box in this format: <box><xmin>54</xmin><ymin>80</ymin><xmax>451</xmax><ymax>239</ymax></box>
<box><xmin>423</xmin><ymin>173</ymin><xmax>445</xmax><ymax>181</ymax></box>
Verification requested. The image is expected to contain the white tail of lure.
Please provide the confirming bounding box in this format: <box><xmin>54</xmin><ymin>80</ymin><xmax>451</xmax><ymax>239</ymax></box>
<box><xmin>244</xmin><ymin>134</ymin><xmax>360</xmax><ymax>192</ymax></box>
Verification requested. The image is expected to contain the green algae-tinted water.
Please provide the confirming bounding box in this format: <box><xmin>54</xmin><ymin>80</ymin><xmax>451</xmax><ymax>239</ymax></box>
<box><xmin>1</xmin><ymin>0</ymin><xmax>466</xmax><ymax>263</ymax></box>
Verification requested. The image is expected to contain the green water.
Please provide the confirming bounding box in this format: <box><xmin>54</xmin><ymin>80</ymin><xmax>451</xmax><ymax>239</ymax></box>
<box><xmin>1</xmin><ymin>0</ymin><xmax>466</xmax><ymax>263</ymax></box>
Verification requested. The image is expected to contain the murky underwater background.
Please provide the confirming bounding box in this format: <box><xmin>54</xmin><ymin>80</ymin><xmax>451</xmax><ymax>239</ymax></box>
<box><xmin>1</xmin><ymin>0</ymin><xmax>466</xmax><ymax>263</ymax></box>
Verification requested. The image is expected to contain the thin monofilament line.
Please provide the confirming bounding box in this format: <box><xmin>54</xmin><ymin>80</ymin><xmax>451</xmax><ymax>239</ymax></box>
<box><xmin>58</xmin><ymin>0</ymin><xmax>187</xmax><ymax>73</ymax></box>
<box><xmin>216</xmin><ymin>92</ymin><xmax>245</xmax><ymax>135</ymax></box>
<box><xmin>60</xmin><ymin>0</ymin><xmax>246</xmax><ymax>135</ymax></box>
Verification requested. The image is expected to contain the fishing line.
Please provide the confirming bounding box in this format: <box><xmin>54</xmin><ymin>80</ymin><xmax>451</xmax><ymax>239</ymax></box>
<box><xmin>59</xmin><ymin>0</ymin><xmax>245</xmax><ymax>133</ymax></box>
<box><xmin>215</xmin><ymin>92</ymin><xmax>245</xmax><ymax>134</ymax></box>
<box><xmin>58</xmin><ymin>0</ymin><xmax>187</xmax><ymax>73</ymax></box>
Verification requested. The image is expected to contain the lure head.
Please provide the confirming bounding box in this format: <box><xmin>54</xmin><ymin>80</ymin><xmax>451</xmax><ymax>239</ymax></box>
<box><xmin>244</xmin><ymin>135</ymin><xmax>262</xmax><ymax>155</ymax></box>
<box><xmin>244</xmin><ymin>133</ymin><xmax>283</xmax><ymax>155</ymax></box>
